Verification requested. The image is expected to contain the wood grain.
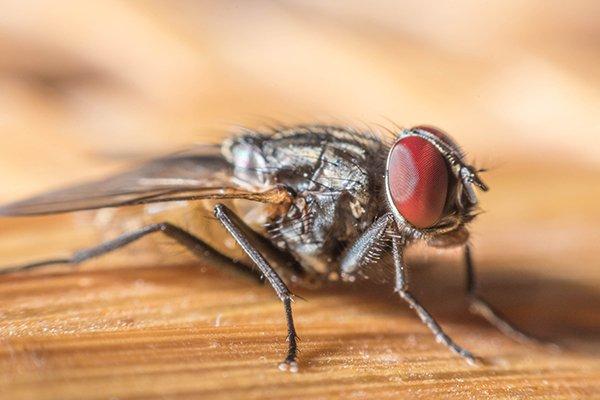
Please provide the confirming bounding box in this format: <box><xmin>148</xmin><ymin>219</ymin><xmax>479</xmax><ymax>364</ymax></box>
<box><xmin>0</xmin><ymin>1</ymin><xmax>599</xmax><ymax>399</ymax></box>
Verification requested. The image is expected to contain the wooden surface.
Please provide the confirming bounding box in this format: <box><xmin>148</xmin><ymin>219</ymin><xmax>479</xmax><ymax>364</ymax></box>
<box><xmin>0</xmin><ymin>1</ymin><xmax>599</xmax><ymax>399</ymax></box>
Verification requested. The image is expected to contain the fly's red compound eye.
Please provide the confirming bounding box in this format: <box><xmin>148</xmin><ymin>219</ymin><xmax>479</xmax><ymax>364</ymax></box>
<box><xmin>413</xmin><ymin>125</ymin><xmax>461</xmax><ymax>153</ymax></box>
<box><xmin>388</xmin><ymin>136</ymin><xmax>449</xmax><ymax>228</ymax></box>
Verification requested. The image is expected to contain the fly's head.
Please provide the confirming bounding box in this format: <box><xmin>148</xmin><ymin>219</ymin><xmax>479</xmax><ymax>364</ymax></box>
<box><xmin>384</xmin><ymin>126</ymin><xmax>488</xmax><ymax>247</ymax></box>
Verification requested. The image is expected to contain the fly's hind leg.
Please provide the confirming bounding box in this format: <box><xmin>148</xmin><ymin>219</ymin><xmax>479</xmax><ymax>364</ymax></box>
<box><xmin>464</xmin><ymin>244</ymin><xmax>549</xmax><ymax>346</ymax></box>
<box><xmin>213</xmin><ymin>203</ymin><xmax>305</xmax><ymax>372</ymax></box>
<box><xmin>0</xmin><ymin>222</ymin><xmax>260</xmax><ymax>281</ymax></box>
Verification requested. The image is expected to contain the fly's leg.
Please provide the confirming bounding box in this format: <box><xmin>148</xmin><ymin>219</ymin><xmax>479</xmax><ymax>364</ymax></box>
<box><xmin>465</xmin><ymin>244</ymin><xmax>545</xmax><ymax>345</ymax></box>
<box><xmin>213</xmin><ymin>204</ymin><xmax>302</xmax><ymax>372</ymax></box>
<box><xmin>340</xmin><ymin>213</ymin><xmax>394</xmax><ymax>277</ymax></box>
<box><xmin>393</xmin><ymin>237</ymin><xmax>477</xmax><ymax>365</ymax></box>
<box><xmin>340</xmin><ymin>215</ymin><xmax>476</xmax><ymax>365</ymax></box>
<box><xmin>0</xmin><ymin>223</ymin><xmax>260</xmax><ymax>281</ymax></box>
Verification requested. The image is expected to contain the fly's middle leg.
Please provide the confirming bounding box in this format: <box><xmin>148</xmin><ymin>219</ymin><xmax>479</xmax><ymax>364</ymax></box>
<box><xmin>213</xmin><ymin>203</ymin><xmax>302</xmax><ymax>372</ymax></box>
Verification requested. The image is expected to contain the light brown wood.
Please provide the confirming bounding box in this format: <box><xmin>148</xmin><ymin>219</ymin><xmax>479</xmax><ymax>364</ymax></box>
<box><xmin>0</xmin><ymin>2</ymin><xmax>599</xmax><ymax>399</ymax></box>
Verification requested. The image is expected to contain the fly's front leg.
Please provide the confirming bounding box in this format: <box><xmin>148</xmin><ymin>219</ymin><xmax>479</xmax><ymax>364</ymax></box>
<box><xmin>340</xmin><ymin>215</ymin><xmax>476</xmax><ymax>364</ymax></box>
<box><xmin>340</xmin><ymin>213</ymin><xmax>394</xmax><ymax>279</ymax></box>
<box><xmin>393</xmin><ymin>236</ymin><xmax>477</xmax><ymax>365</ymax></box>
<box><xmin>465</xmin><ymin>244</ymin><xmax>545</xmax><ymax>346</ymax></box>
<box><xmin>213</xmin><ymin>204</ymin><xmax>303</xmax><ymax>372</ymax></box>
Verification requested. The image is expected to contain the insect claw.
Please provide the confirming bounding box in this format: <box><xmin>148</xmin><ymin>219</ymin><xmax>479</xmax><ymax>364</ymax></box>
<box><xmin>465</xmin><ymin>354</ymin><xmax>482</xmax><ymax>367</ymax></box>
<box><xmin>278</xmin><ymin>360</ymin><xmax>299</xmax><ymax>373</ymax></box>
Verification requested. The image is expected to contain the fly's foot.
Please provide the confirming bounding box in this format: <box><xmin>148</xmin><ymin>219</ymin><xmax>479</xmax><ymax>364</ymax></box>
<box><xmin>435</xmin><ymin>330</ymin><xmax>478</xmax><ymax>366</ymax></box>
<box><xmin>457</xmin><ymin>348</ymin><xmax>479</xmax><ymax>366</ymax></box>
<box><xmin>279</xmin><ymin>330</ymin><xmax>299</xmax><ymax>373</ymax></box>
<box><xmin>278</xmin><ymin>358</ymin><xmax>299</xmax><ymax>373</ymax></box>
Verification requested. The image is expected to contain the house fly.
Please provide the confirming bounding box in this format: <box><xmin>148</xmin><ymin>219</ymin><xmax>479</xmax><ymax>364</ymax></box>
<box><xmin>0</xmin><ymin>124</ymin><xmax>536</xmax><ymax>371</ymax></box>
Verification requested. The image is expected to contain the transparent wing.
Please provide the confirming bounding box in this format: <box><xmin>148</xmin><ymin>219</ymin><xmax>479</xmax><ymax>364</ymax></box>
<box><xmin>0</xmin><ymin>145</ymin><xmax>284</xmax><ymax>216</ymax></box>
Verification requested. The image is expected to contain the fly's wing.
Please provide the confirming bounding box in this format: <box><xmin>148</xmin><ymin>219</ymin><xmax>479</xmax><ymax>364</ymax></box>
<box><xmin>0</xmin><ymin>145</ymin><xmax>285</xmax><ymax>216</ymax></box>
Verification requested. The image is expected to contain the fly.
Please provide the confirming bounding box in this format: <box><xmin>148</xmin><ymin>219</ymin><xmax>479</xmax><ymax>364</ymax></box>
<box><xmin>0</xmin><ymin>124</ymin><xmax>538</xmax><ymax>371</ymax></box>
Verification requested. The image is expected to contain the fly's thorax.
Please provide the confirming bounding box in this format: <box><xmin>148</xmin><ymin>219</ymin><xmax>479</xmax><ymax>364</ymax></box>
<box><xmin>267</xmin><ymin>160</ymin><xmax>381</xmax><ymax>273</ymax></box>
<box><xmin>269</xmin><ymin>189</ymin><xmax>377</xmax><ymax>274</ymax></box>
<box><xmin>223</xmin><ymin>126</ymin><xmax>387</xmax><ymax>274</ymax></box>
